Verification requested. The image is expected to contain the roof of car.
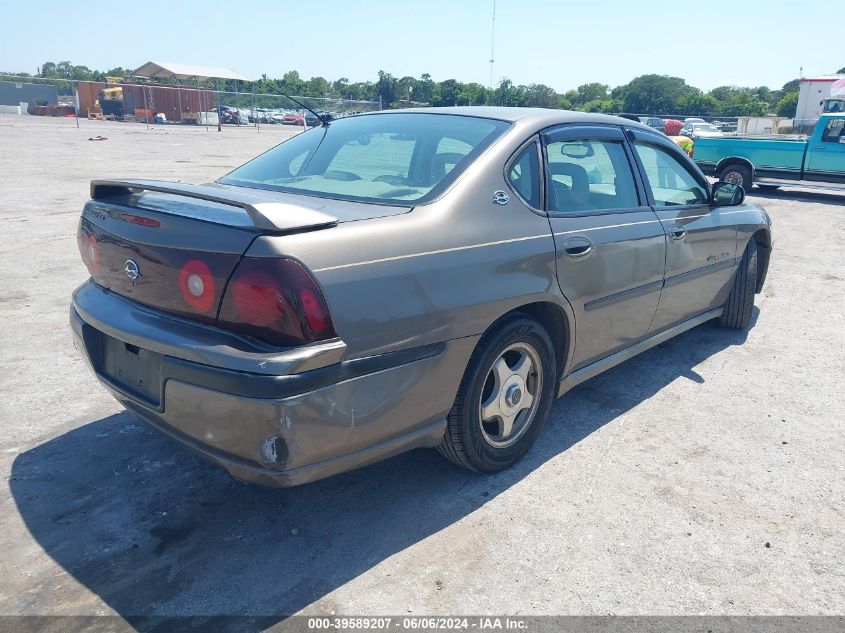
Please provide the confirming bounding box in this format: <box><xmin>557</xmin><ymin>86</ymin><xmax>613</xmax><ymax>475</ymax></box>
<box><xmin>368</xmin><ymin>106</ymin><xmax>656</xmax><ymax>132</ymax></box>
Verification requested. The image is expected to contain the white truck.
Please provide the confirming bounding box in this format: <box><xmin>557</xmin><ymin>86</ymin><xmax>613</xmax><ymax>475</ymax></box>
<box><xmin>795</xmin><ymin>75</ymin><xmax>845</xmax><ymax>132</ymax></box>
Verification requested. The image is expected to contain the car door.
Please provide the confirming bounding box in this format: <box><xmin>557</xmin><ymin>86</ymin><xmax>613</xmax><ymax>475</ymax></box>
<box><xmin>542</xmin><ymin>125</ymin><xmax>666</xmax><ymax>370</ymax></box>
<box><xmin>627</xmin><ymin>128</ymin><xmax>738</xmax><ymax>332</ymax></box>
<box><xmin>805</xmin><ymin>117</ymin><xmax>845</xmax><ymax>183</ymax></box>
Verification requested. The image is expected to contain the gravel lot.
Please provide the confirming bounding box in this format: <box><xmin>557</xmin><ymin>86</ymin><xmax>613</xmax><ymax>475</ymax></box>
<box><xmin>0</xmin><ymin>114</ymin><xmax>843</xmax><ymax>624</ymax></box>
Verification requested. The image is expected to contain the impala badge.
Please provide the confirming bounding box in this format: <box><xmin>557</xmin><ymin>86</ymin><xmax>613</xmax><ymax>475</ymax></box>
<box><xmin>124</xmin><ymin>259</ymin><xmax>141</xmax><ymax>281</ymax></box>
<box><xmin>493</xmin><ymin>190</ymin><xmax>510</xmax><ymax>205</ymax></box>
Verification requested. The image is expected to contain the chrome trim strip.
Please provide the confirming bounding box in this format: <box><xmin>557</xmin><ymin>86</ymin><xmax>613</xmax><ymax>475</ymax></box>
<box><xmin>663</xmin><ymin>258</ymin><xmax>736</xmax><ymax>288</ymax></box>
<box><xmin>755</xmin><ymin>177</ymin><xmax>845</xmax><ymax>191</ymax></box>
<box><xmin>583</xmin><ymin>279</ymin><xmax>663</xmax><ymax>312</ymax></box>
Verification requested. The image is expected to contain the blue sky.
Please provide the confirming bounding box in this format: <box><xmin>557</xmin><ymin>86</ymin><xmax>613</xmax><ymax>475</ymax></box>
<box><xmin>1</xmin><ymin>0</ymin><xmax>838</xmax><ymax>91</ymax></box>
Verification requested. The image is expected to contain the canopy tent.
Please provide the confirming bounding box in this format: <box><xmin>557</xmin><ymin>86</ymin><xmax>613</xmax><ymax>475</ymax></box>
<box><xmin>130</xmin><ymin>61</ymin><xmax>251</xmax><ymax>82</ymax></box>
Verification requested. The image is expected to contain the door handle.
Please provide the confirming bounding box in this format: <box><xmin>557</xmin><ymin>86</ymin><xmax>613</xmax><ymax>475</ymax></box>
<box><xmin>668</xmin><ymin>225</ymin><xmax>686</xmax><ymax>240</ymax></box>
<box><xmin>563</xmin><ymin>236</ymin><xmax>593</xmax><ymax>258</ymax></box>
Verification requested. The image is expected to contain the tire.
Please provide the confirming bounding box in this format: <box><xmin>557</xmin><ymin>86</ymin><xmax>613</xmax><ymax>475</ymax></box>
<box><xmin>437</xmin><ymin>315</ymin><xmax>556</xmax><ymax>473</ymax></box>
<box><xmin>719</xmin><ymin>240</ymin><xmax>758</xmax><ymax>329</ymax></box>
<box><xmin>720</xmin><ymin>163</ymin><xmax>752</xmax><ymax>190</ymax></box>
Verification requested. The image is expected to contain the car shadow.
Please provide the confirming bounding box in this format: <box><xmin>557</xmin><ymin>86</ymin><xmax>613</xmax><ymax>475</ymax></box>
<box><xmin>750</xmin><ymin>187</ymin><xmax>845</xmax><ymax>206</ymax></box>
<box><xmin>10</xmin><ymin>314</ymin><xmax>755</xmax><ymax>630</ymax></box>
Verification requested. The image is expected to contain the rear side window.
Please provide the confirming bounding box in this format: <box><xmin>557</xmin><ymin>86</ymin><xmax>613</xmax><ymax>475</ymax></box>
<box><xmin>821</xmin><ymin>118</ymin><xmax>845</xmax><ymax>143</ymax></box>
<box><xmin>507</xmin><ymin>143</ymin><xmax>541</xmax><ymax>208</ymax></box>
<box><xmin>545</xmin><ymin>139</ymin><xmax>639</xmax><ymax>214</ymax></box>
<box><xmin>633</xmin><ymin>143</ymin><xmax>708</xmax><ymax>206</ymax></box>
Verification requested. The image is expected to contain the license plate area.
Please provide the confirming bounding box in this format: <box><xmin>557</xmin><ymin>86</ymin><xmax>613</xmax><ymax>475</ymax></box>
<box><xmin>89</xmin><ymin>328</ymin><xmax>163</xmax><ymax>407</ymax></box>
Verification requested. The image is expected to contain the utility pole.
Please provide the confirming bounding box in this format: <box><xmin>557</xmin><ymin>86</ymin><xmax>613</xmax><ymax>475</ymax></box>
<box><xmin>489</xmin><ymin>0</ymin><xmax>496</xmax><ymax>95</ymax></box>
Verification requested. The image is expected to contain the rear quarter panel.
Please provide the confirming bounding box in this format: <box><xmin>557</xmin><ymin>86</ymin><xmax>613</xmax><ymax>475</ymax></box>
<box><xmin>247</xmin><ymin>120</ymin><xmax>570</xmax><ymax>362</ymax></box>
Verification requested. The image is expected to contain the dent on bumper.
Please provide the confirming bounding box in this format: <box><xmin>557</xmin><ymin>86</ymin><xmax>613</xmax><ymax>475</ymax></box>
<box><xmin>70</xmin><ymin>284</ymin><xmax>478</xmax><ymax>486</ymax></box>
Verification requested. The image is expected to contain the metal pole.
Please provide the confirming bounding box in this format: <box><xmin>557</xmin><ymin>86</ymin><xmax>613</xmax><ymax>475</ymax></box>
<box><xmin>216</xmin><ymin>80</ymin><xmax>222</xmax><ymax>132</ymax></box>
<box><xmin>142</xmin><ymin>84</ymin><xmax>150</xmax><ymax>130</ymax></box>
<box><xmin>74</xmin><ymin>80</ymin><xmax>79</xmax><ymax>128</ymax></box>
<box><xmin>489</xmin><ymin>0</ymin><xmax>496</xmax><ymax>95</ymax></box>
<box><xmin>253</xmin><ymin>89</ymin><xmax>259</xmax><ymax>132</ymax></box>
<box><xmin>197</xmin><ymin>77</ymin><xmax>208</xmax><ymax>131</ymax></box>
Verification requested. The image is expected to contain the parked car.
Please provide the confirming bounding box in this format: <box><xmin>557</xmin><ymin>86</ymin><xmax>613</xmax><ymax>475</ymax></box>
<box><xmin>681</xmin><ymin>122</ymin><xmax>724</xmax><ymax>140</ymax></box>
<box><xmin>219</xmin><ymin>107</ymin><xmax>249</xmax><ymax>125</ymax></box>
<box><xmin>304</xmin><ymin>112</ymin><xmax>323</xmax><ymax>127</ymax></box>
<box><xmin>694</xmin><ymin>113</ymin><xmax>845</xmax><ymax>191</ymax></box>
<box><xmin>282</xmin><ymin>112</ymin><xmax>305</xmax><ymax>125</ymax></box>
<box><xmin>711</xmin><ymin>120</ymin><xmax>738</xmax><ymax>133</ymax></box>
<box><xmin>684</xmin><ymin>117</ymin><xmax>707</xmax><ymax>124</ymax></box>
<box><xmin>249</xmin><ymin>110</ymin><xmax>273</xmax><ymax>124</ymax></box>
<box><xmin>70</xmin><ymin>108</ymin><xmax>772</xmax><ymax>487</ymax></box>
<box><xmin>639</xmin><ymin>116</ymin><xmax>664</xmax><ymax>133</ymax></box>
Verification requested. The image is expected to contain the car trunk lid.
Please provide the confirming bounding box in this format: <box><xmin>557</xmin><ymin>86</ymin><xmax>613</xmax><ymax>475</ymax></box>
<box><xmin>78</xmin><ymin>179</ymin><xmax>345</xmax><ymax>324</ymax></box>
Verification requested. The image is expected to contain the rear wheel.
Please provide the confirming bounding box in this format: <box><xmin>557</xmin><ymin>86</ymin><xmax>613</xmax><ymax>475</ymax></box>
<box><xmin>720</xmin><ymin>163</ymin><xmax>752</xmax><ymax>190</ymax></box>
<box><xmin>438</xmin><ymin>315</ymin><xmax>556</xmax><ymax>473</ymax></box>
<box><xmin>720</xmin><ymin>240</ymin><xmax>758</xmax><ymax>329</ymax></box>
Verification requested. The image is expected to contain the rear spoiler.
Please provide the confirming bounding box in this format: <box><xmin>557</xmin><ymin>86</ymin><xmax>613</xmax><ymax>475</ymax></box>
<box><xmin>90</xmin><ymin>179</ymin><xmax>338</xmax><ymax>233</ymax></box>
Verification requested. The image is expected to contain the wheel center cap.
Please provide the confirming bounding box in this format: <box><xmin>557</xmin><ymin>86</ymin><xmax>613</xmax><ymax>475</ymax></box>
<box><xmin>505</xmin><ymin>384</ymin><xmax>522</xmax><ymax>407</ymax></box>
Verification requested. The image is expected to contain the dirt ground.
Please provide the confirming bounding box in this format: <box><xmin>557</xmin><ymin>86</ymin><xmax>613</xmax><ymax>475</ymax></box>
<box><xmin>0</xmin><ymin>114</ymin><xmax>843</xmax><ymax>625</ymax></box>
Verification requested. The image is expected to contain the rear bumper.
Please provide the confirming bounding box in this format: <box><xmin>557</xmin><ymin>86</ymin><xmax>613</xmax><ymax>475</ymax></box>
<box><xmin>71</xmin><ymin>282</ymin><xmax>476</xmax><ymax>486</ymax></box>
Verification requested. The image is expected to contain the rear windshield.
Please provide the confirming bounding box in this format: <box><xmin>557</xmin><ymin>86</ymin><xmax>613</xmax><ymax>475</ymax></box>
<box><xmin>219</xmin><ymin>113</ymin><xmax>511</xmax><ymax>205</ymax></box>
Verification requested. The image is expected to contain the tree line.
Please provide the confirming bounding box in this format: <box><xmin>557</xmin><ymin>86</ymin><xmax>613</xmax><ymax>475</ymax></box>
<box><xmin>5</xmin><ymin>61</ymin><xmax>845</xmax><ymax>117</ymax></box>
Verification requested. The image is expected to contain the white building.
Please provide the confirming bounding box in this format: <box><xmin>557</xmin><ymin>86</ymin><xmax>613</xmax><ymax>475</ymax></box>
<box><xmin>795</xmin><ymin>75</ymin><xmax>845</xmax><ymax>131</ymax></box>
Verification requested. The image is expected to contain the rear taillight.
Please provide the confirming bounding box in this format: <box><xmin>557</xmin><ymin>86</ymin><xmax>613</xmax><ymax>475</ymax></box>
<box><xmin>179</xmin><ymin>259</ymin><xmax>216</xmax><ymax>313</ymax></box>
<box><xmin>218</xmin><ymin>258</ymin><xmax>336</xmax><ymax>347</ymax></box>
<box><xmin>77</xmin><ymin>227</ymin><xmax>99</xmax><ymax>275</ymax></box>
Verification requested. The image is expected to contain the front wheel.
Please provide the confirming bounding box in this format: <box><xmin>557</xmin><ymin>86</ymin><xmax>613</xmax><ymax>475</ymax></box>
<box><xmin>720</xmin><ymin>164</ymin><xmax>752</xmax><ymax>190</ymax></box>
<box><xmin>438</xmin><ymin>315</ymin><xmax>556</xmax><ymax>473</ymax></box>
<box><xmin>720</xmin><ymin>240</ymin><xmax>758</xmax><ymax>330</ymax></box>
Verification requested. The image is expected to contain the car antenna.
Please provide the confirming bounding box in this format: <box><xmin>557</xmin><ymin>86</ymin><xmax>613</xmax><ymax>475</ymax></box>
<box><xmin>264</xmin><ymin>84</ymin><xmax>329</xmax><ymax>127</ymax></box>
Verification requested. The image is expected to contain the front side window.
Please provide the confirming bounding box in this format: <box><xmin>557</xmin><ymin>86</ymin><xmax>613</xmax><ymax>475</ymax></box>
<box><xmin>507</xmin><ymin>143</ymin><xmax>541</xmax><ymax>208</ymax></box>
<box><xmin>545</xmin><ymin>139</ymin><xmax>639</xmax><ymax>214</ymax></box>
<box><xmin>821</xmin><ymin>118</ymin><xmax>845</xmax><ymax>143</ymax></box>
<box><xmin>633</xmin><ymin>143</ymin><xmax>708</xmax><ymax>206</ymax></box>
<box><xmin>220</xmin><ymin>113</ymin><xmax>510</xmax><ymax>205</ymax></box>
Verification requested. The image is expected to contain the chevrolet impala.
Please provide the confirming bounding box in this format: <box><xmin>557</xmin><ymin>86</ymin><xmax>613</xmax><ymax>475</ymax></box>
<box><xmin>70</xmin><ymin>107</ymin><xmax>772</xmax><ymax>486</ymax></box>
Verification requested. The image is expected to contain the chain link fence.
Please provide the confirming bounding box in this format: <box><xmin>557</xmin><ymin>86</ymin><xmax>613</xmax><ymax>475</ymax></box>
<box><xmin>0</xmin><ymin>74</ymin><xmax>391</xmax><ymax>131</ymax></box>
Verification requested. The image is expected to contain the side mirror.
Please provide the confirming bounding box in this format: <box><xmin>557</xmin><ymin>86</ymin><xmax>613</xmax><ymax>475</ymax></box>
<box><xmin>711</xmin><ymin>181</ymin><xmax>745</xmax><ymax>207</ymax></box>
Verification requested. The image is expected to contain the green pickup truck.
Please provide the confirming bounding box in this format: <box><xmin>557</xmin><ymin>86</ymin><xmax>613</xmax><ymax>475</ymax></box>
<box><xmin>694</xmin><ymin>114</ymin><xmax>845</xmax><ymax>192</ymax></box>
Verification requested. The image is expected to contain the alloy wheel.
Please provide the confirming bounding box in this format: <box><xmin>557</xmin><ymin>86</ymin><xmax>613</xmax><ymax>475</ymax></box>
<box><xmin>478</xmin><ymin>342</ymin><xmax>543</xmax><ymax>448</ymax></box>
